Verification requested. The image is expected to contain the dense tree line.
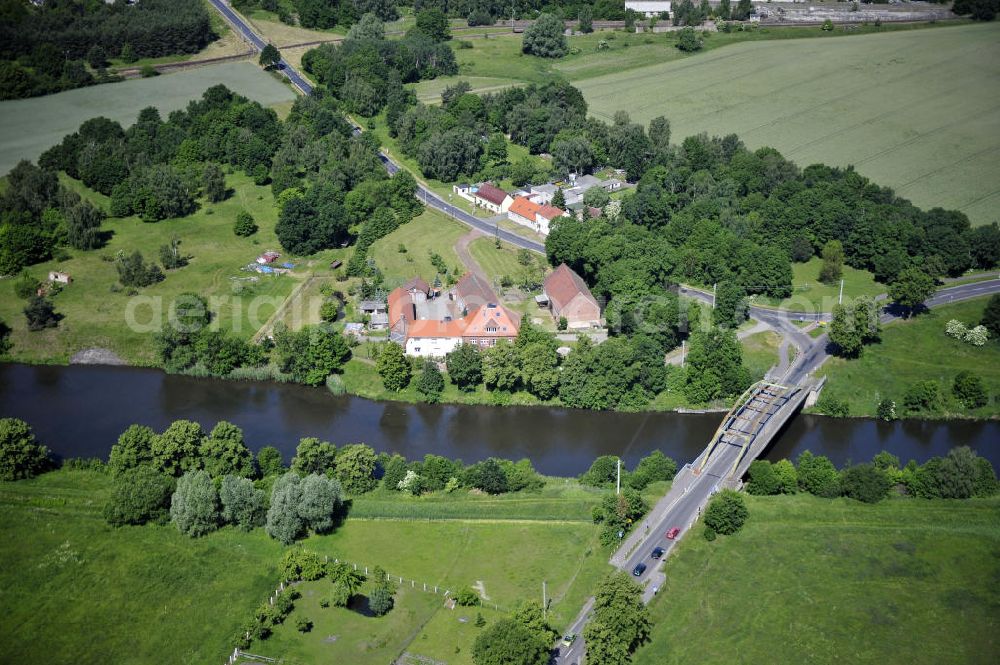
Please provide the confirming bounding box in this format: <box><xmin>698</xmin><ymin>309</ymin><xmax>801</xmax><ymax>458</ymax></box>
<box><xmin>746</xmin><ymin>447</ymin><xmax>998</xmax><ymax>503</ymax></box>
<box><xmin>0</xmin><ymin>160</ymin><xmax>108</xmax><ymax>275</ymax></box>
<box><xmin>0</xmin><ymin>0</ymin><xmax>215</xmax><ymax>100</ymax></box>
<box><xmin>302</xmin><ymin>13</ymin><xmax>457</xmax><ymax>117</ymax></box>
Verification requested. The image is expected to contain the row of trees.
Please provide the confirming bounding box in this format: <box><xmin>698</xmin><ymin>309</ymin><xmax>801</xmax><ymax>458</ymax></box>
<box><xmin>0</xmin><ymin>0</ymin><xmax>215</xmax><ymax>100</ymax></box>
<box><xmin>746</xmin><ymin>447</ymin><xmax>998</xmax><ymax>503</ymax></box>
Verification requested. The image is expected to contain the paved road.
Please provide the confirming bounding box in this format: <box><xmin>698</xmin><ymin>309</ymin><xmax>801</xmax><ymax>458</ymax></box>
<box><xmin>207</xmin><ymin>0</ymin><xmax>547</xmax><ymax>254</ymax></box>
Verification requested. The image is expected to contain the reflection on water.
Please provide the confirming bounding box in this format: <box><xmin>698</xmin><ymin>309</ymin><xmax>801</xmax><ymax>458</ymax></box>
<box><xmin>1</xmin><ymin>363</ymin><xmax>995</xmax><ymax>475</ymax></box>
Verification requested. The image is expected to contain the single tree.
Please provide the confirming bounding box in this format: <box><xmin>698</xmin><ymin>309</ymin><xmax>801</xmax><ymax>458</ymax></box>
<box><xmin>103</xmin><ymin>465</ymin><xmax>175</xmax><ymax>526</ymax></box>
<box><xmin>234</xmin><ymin>211</ymin><xmax>258</xmax><ymax>237</ymax></box>
<box><xmin>578</xmin><ymin>5</ymin><xmax>594</xmax><ymax>33</ymax></box>
<box><xmin>551</xmin><ymin>188</ymin><xmax>566</xmax><ymax>209</ymax></box>
<box><xmin>256</xmin><ymin>446</ymin><xmax>284</xmax><ymax>477</ymax></box>
<box><xmin>473</xmin><ymin>617</ymin><xmax>549</xmax><ymax>665</ymax></box>
<box><xmin>297</xmin><ymin>473</ymin><xmax>344</xmax><ymax>532</ymax></box>
<box><xmin>414</xmin><ymin>8</ymin><xmax>451</xmax><ymax>41</ymax></box>
<box><xmin>266</xmin><ymin>472</ymin><xmax>305</xmax><ymax>544</ymax></box>
<box><xmin>203</xmin><ymin>163</ymin><xmax>227</xmax><ymax>202</ymax></box>
<box><xmin>676</xmin><ymin>26</ymin><xmax>703</xmax><ymax>52</ymax></box>
<box><xmin>108</xmin><ymin>424</ymin><xmax>156</xmax><ymax>476</ymax></box>
<box><xmin>170</xmin><ymin>470</ymin><xmax>221</xmax><ymax>537</ymax></box>
<box><xmin>259</xmin><ymin>43</ymin><xmax>281</xmax><ymax>69</ymax></box>
<box><xmin>703</xmin><ymin>489</ymin><xmax>748</xmax><ymax>534</ymax></box>
<box><xmin>446</xmin><ymin>343</ymin><xmax>483</xmax><ymax>391</ymax></box>
<box><xmin>818</xmin><ymin>239</ymin><xmax>844</xmax><ymax>284</ymax></box>
<box><xmin>888</xmin><ymin>267</ymin><xmax>935</xmax><ymax>316</ymax></box>
<box><xmin>334</xmin><ymin>443</ymin><xmax>378</xmax><ymax>494</ymax></box>
<box><xmin>291</xmin><ymin>437</ymin><xmax>337</xmax><ymax>476</ymax></box>
<box><xmin>416</xmin><ymin>359</ymin><xmax>445</xmax><ymax>402</ymax></box>
<box><xmin>24</xmin><ymin>296</ymin><xmax>59</xmax><ymax>331</ymax></box>
<box><xmin>522</xmin><ymin>13</ymin><xmax>568</xmax><ymax>58</ymax></box>
<box><xmin>377</xmin><ymin>343</ymin><xmax>412</xmax><ymax>391</ymax></box>
<box><xmin>86</xmin><ymin>45</ymin><xmax>107</xmax><ymax>70</ymax></box>
<box><xmin>840</xmin><ymin>463</ymin><xmax>890</xmax><ymax>503</ymax></box>
<box><xmin>953</xmin><ymin>371</ymin><xmax>988</xmax><ymax>409</ymax></box>
<box><xmin>219</xmin><ymin>475</ymin><xmax>266</xmax><ymax>530</ymax></box>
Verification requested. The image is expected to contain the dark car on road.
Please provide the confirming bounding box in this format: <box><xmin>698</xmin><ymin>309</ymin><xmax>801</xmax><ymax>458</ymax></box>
<box><xmin>632</xmin><ymin>563</ymin><xmax>647</xmax><ymax>576</ymax></box>
<box><xmin>666</xmin><ymin>527</ymin><xmax>681</xmax><ymax>540</ymax></box>
<box><xmin>651</xmin><ymin>547</ymin><xmax>665</xmax><ymax>559</ymax></box>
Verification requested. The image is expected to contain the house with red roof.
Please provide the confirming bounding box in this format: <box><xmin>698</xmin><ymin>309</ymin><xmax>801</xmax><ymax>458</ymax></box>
<box><xmin>542</xmin><ymin>263</ymin><xmax>602</xmax><ymax>328</ymax></box>
<box><xmin>507</xmin><ymin>196</ymin><xmax>568</xmax><ymax>236</ymax></box>
<box><xmin>472</xmin><ymin>183</ymin><xmax>513</xmax><ymax>214</ymax></box>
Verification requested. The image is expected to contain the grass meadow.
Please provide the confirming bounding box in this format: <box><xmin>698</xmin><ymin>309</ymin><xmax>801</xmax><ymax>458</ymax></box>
<box><xmin>742</xmin><ymin>330</ymin><xmax>782</xmax><ymax>380</ymax></box>
<box><xmin>0</xmin><ymin>62</ymin><xmax>295</xmax><ymax>175</ymax></box>
<box><xmin>368</xmin><ymin>207</ymin><xmax>468</xmax><ymax>288</ymax></box>
<box><xmin>757</xmin><ymin>257</ymin><xmax>884</xmax><ymax>312</ymax></box>
<box><xmin>818</xmin><ymin>297</ymin><xmax>1000</xmax><ymax>418</ymax></box>
<box><xmin>0</xmin><ymin>469</ymin><xmax>621</xmax><ymax>664</ymax></box>
<box><xmin>468</xmin><ymin>237</ymin><xmax>533</xmax><ymax>284</ymax></box>
<box><xmin>575</xmin><ymin>22</ymin><xmax>1000</xmax><ymax>226</ymax></box>
<box><xmin>634</xmin><ymin>493</ymin><xmax>1000</xmax><ymax>665</ymax></box>
<box><xmin>0</xmin><ymin>173</ymin><xmax>344</xmax><ymax>364</ymax></box>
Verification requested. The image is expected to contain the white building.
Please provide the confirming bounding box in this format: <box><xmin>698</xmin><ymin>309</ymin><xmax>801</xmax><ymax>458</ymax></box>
<box><xmin>625</xmin><ymin>1</ymin><xmax>673</xmax><ymax>17</ymax></box>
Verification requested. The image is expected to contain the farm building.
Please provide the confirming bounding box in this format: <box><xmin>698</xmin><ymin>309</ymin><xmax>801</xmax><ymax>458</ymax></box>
<box><xmin>543</xmin><ymin>264</ymin><xmax>603</xmax><ymax>328</ymax></box>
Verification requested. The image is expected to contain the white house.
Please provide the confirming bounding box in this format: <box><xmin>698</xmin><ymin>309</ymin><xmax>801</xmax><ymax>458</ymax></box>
<box><xmin>625</xmin><ymin>1</ymin><xmax>672</xmax><ymax>17</ymax></box>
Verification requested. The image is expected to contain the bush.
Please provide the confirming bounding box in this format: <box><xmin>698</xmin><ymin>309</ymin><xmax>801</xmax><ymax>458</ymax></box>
<box><xmin>295</xmin><ymin>616</ymin><xmax>313</xmax><ymax>632</ymax></box>
<box><xmin>840</xmin><ymin>463</ymin><xmax>891</xmax><ymax>503</ymax></box>
<box><xmin>0</xmin><ymin>418</ymin><xmax>52</xmax><ymax>481</ymax></box>
<box><xmin>903</xmin><ymin>380</ymin><xmax>942</xmax><ymax>414</ymax></box>
<box><xmin>454</xmin><ymin>587</ymin><xmax>481</xmax><ymax>606</ymax></box>
<box><xmin>13</xmin><ymin>272</ymin><xmax>40</xmax><ymax>299</ymax></box>
<box><xmin>953</xmin><ymin>371</ymin><xmax>988</xmax><ymax>409</ymax></box>
<box><xmin>234</xmin><ymin>211</ymin><xmax>258</xmax><ymax>237</ymax></box>
<box><xmin>746</xmin><ymin>460</ymin><xmax>780</xmax><ymax>495</ymax></box>
<box><xmin>815</xmin><ymin>395</ymin><xmax>849</xmax><ymax>417</ymax></box>
<box><xmin>140</xmin><ymin>64</ymin><xmax>158</xmax><ymax>77</ymax></box>
<box><xmin>703</xmin><ymin>526</ymin><xmax>717</xmax><ymax>541</ymax></box>
<box><xmin>103</xmin><ymin>465</ymin><xmax>175</xmax><ymax>526</ymax></box>
<box><xmin>703</xmin><ymin>489</ymin><xmax>748</xmax><ymax>535</ymax></box>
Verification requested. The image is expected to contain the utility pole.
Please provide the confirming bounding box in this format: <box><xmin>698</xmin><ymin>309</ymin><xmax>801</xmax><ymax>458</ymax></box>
<box><xmin>542</xmin><ymin>581</ymin><xmax>547</xmax><ymax>620</ymax></box>
<box><xmin>681</xmin><ymin>339</ymin><xmax>686</xmax><ymax>368</ymax></box>
<box><xmin>616</xmin><ymin>458</ymin><xmax>621</xmax><ymax>495</ymax></box>
<box><xmin>838</xmin><ymin>278</ymin><xmax>844</xmax><ymax>305</ymax></box>
<box><xmin>712</xmin><ymin>283</ymin><xmax>717</xmax><ymax>308</ymax></box>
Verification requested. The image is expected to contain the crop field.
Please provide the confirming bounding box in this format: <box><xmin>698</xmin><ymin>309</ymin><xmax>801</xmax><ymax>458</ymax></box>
<box><xmin>634</xmin><ymin>494</ymin><xmax>1000</xmax><ymax>665</ymax></box>
<box><xmin>576</xmin><ymin>23</ymin><xmax>1000</xmax><ymax>226</ymax></box>
<box><xmin>0</xmin><ymin>62</ymin><xmax>296</xmax><ymax>175</ymax></box>
<box><xmin>0</xmin><ymin>173</ymin><xmax>328</xmax><ymax>365</ymax></box>
<box><xmin>818</xmin><ymin>297</ymin><xmax>1000</xmax><ymax>418</ymax></box>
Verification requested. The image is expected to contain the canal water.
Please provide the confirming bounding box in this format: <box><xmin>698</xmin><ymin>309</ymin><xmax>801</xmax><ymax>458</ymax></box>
<box><xmin>1</xmin><ymin>363</ymin><xmax>995</xmax><ymax>475</ymax></box>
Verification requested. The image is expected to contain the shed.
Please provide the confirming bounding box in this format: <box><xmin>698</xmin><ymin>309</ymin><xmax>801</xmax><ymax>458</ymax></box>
<box><xmin>48</xmin><ymin>271</ymin><xmax>72</xmax><ymax>284</ymax></box>
<box><xmin>330</xmin><ymin>260</ymin><xmax>343</xmax><ymax>270</ymax></box>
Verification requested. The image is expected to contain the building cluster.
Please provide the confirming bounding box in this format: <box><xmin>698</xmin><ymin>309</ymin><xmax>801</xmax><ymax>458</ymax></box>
<box><xmin>376</xmin><ymin>263</ymin><xmax>603</xmax><ymax>357</ymax></box>
<box><xmin>453</xmin><ymin>174</ymin><xmax>623</xmax><ymax>236</ymax></box>
<box><xmin>387</xmin><ymin>273</ymin><xmax>522</xmax><ymax>357</ymax></box>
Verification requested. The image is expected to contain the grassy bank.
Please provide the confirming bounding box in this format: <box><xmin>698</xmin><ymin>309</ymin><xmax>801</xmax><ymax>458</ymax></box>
<box><xmin>0</xmin><ymin>469</ymin><xmax>630</xmax><ymax>663</ymax></box>
<box><xmin>634</xmin><ymin>493</ymin><xmax>1000</xmax><ymax>665</ymax></box>
<box><xmin>818</xmin><ymin>297</ymin><xmax>1000</xmax><ymax>418</ymax></box>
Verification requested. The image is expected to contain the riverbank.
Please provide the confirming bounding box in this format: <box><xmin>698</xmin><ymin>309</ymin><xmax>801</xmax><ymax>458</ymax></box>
<box><xmin>634</xmin><ymin>493</ymin><xmax>1000</xmax><ymax>665</ymax></box>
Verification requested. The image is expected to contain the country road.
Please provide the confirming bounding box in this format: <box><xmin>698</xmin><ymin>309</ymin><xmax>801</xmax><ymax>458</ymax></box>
<box><xmin>206</xmin><ymin>0</ymin><xmax>546</xmax><ymax>253</ymax></box>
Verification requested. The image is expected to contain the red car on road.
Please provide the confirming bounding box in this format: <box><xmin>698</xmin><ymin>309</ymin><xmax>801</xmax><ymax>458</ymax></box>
<box><xmin>666</xmin><ymin>527</ymin><xmax>680</xmax><ymax>540</ymax></box>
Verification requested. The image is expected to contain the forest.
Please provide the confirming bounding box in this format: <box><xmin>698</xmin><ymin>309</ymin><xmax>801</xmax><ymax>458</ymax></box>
<box><xmin>0</xmin><ymin>0</ymin><xmax>216</xmax><ymax>100</ymax></box>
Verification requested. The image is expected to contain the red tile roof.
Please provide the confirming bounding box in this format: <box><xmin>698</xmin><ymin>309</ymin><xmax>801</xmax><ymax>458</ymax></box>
<box><xmin>461</xmin><ymin>304</ymin><xmax>520</xmax><ymax>339</ymax></box>
<box><xmin>543</xmin><ymin>263</ymin><xmax>599</xmax><ymax>313</ymax></box>
<box><xmin>509</xmin><ymin>196</ymin><xmax>541</xmax><ymax>220</ymax></box>
<box><xmin>537</xmin><ymin>204</ymin><xmax>566</xmax><ymax>221</ymax></box>
<box><xmin>388</xmin><ymin>287</ymin><xmax>415</xmax><ymax>328</ymax></box>
<box><xmin>474</xmin><ymin>183</ymin><xmax>510</xmax><ymax>206</ymax></box>
<box><xmin>454</xmin><ymin>272</ymin><xmax>498</xmax><ymax>310</ymax></box>
<box><xmin>407</xmin><ymin>318</ymin><xmax>467</xmax><ymax>338</ymax></box>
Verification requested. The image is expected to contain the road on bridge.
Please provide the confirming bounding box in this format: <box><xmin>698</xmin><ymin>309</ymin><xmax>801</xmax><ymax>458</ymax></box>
<box><xmin>207</xmin><ymin>0</ymin><xmax>546</xmax><ymax>254</ymax></box>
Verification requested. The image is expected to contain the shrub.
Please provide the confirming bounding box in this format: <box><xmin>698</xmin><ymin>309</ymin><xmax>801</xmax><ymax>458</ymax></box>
<box><xmin>903</xmin><ymin>380</ymin><xmax>942</xmax><ymax>414</ymax></box>
<box><xmin>103</xmin><ymin>465</ymin><xmax>175</xmax><ymax>526</ymax></box>
<box><xmin>295</xmin><ymin>616</ymin><xmax>312</xmax><ymax>633</ymax></box>
<box><xmin>746</xmin><ymin>460</ymin><xmax>780</xmax><ymax>495</ymax></box>
<box><xmin>454</xmin><ymin>587</ymin><xmax>481</xmax><ymax>606</ymax></box>
<box><xmin>703</xmin><ymin>489</ymin><xmax>748</xmax><ymax>535</ymax></box>
<box><xmin>369</xmin><ymin>585</ymin><xmax>395</xmax><ymax>616</ymax></box>
<box><xmin>0</xmin><ymin>418</ymin><xmax>52</xmax><ymax>481</ymax></box>
<box><xmin>840</xmin><ymin>463</ymin><xmax>890</xmax><ymax>503</ymax></box>
<box><xmin>815</xmin><ymin>395</ymin><xmax>849</xmax><ymax>417</ymax></box>
<box><xmin>703</xmin><ymin>526</ymin><xmax>717</xmax><ymax>541</ymax></box>
<box><xmin>953</xmin><ymin>371</ymin><xmax>988</xmax><ymax>409</ymax></box>
<box><xmin>876</xmin><ymin>398</ymin><xmax>897</xmax><ymax>421</ymax></box>
<box><xmin>13</xmin><ymin>272</ymin><xmax>40</xmax><ymax>299</ymax></box>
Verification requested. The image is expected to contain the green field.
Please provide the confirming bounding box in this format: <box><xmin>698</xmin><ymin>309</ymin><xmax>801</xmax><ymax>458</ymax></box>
<box><xmin>0</xmin><ymin>173</ymin><xmax>327</xmax><ymax>364</ymax></box>
<box><xmin>758</xmin><ymin>257</ymin><xmax>885</xmax><ymax>312</ymax></box>
<box><xmin>468</xmin><ymin>237</ymin><xmax>532</xmax><ymax>284</ymax></box>
<box><xmin>575</xmin><ymin>23</ymin><xmax>1000</xmax><ymax>226</ymax></box>
<box><xmin>0</xmin><ymin>469</ymin><xmax>619</xmax><ymax>664</ymax></box>
<box><xmin>0</xmin><ymin>62</ymin><xmax>296</xmax><ymax>175</ymax></box>
<box><xmin>634</xmin><ymin>493</ymin><xmax>1000</xmax><ymax>665</ymax></box>
<box><xmin>818</xmin><ymin>297</ymin><xmax>1000</xmax><ymax>417</ymax></box>
<box><xmin>742</xmin><ymin>330</ymin><xmax>782</xmax><ymax>380</ymax></box>
<box><xmin>368</xmin><ymin>207</ymin><xmax>467</xmax><ymax>287</ymax></box>
<box><xmin>0</xmin><ymin>470</ymin><xmax>284</xmax><ymax>665</ymax></box>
